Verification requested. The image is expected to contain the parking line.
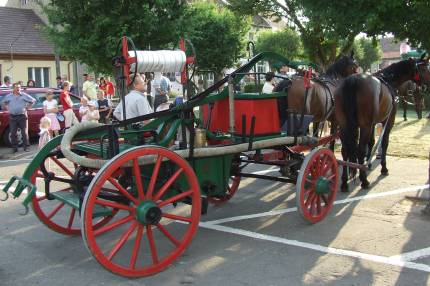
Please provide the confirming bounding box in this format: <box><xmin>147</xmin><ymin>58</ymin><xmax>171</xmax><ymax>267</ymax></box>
<box><xmin>199</xmin><ymin>222</ymin><xmax>430</xmax><ymax>273</ymax></box>
<box><xmin>389</xmin><ymin>247</ymin><xmax>430</xmax><ymax>262</ymax></box>
<box><xmin>205</xmin><ymin>184</ymin><xmax>429</xmax><ymax>225</ymax></box>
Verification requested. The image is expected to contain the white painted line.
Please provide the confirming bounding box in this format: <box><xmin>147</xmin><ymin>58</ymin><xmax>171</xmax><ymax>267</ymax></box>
<box><xmin>199</xmin><ymin>222</ymin><xmax>430</xmax><ymax>273</ymax></box>
<box><xmin>0</xmin><ymin>158</ymin><xmax>33</xmax><ymax>165</ymax></box>
<box><xmin>250</xmin><ymin>167</ymin><xmax>277</xmax><ymax>175</ymax></box>
<box><xmin>205</xmin><ymin>184</ymin><xmax>429</xmax><ymax>225</ymax></box>
<box><xmin>389</xmin><ymin>247</ymin><xmax>430</xmax><ymax>262</ymax></box>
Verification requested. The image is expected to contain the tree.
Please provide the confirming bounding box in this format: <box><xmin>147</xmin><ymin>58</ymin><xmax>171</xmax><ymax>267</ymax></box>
<box><xmin>41</xmin><ymin>1</ymin><xmax>186</xmax><ymax>73</ymax></box>
<box><xmin>353</xmin><ymin>38</ymin><xmax>382</xmax><ymax>73</ymax></box>
<box><xmin>255</xmin><ymin>29</ymin><xmax>302</xmax><ymax>61</ymax></box>
<box><xmin>227</xmin><ymin>0</ymin><xmax>430</xmax><ymax>70</ymax></box>
<box><xmin>181</xmin><ymin>2</ymin><xmax>250</xmax><ymax>79</ymax></box>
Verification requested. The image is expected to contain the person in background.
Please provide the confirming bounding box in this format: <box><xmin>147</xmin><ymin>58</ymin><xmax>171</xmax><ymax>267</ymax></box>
<box><xmin>60</xmin><ymin>81</ymin><xmax>78</xmax><ymax>128</ymax></box>
<box><xmin>155</xmin><ymin>94</ymin><xmax>170</xmax><ymax>112</ymax></box>
<box><xmin>262</xmin><ymin>72</ymin><xmax>275</xmax><ymax>94</ymax></box>
<box><xmin>56</xmin><ymin>76</ymin><xmax>63</xmax><ymax>89</ymax></box>
<box><xmin>105</xmin><ymin>76</ymin><xmax>115</xmax><ymax>100</ymax></box>
<box><xmin>43</xmin><ymin>90</ymin><xmax>60</xmax><ymax>137</ymax></box>
<box><xmin>153</xmin><ymin>72</ymin><xmax>171</xmax><ymax>111</ymax></box>
<box><xmin>113</xmin><ymin>74</ymin><xmax>153</xmax><ymax>121</ymax></box>
<box><xmin>2</xmin><ymin>83</ymin><xmax>36</xmax><ymax>152</ymax></box>
<box><xmin>38</xmin><ymin>116</ymin><xmax>51</xmax><ymax>149</ymax></box>
<box><xmin>82</xmin><ymin>74</ymin><xmax>97</xmax><ymax>101</ymax></box>
<box><xmin>97</xmin><ymin>90</ymin><xmax>112</xmax><ymax>123</ymax></box>
<box><xmin>1</xmin><ymin>76</ymin><xmax>12</xmax><ymax>88</ymax></box>
<box><xmin>96</xmin><ymin>78</ymin><xmax>101</xmax><ymax>89</ymax></box>
<box><xmin>27</xmin><ymin>79</ymin><xmax>36</xmax><ymax>87</ymax></box>
<box><xmin>79</xmin><ymin>96</ymin><xmax>89</xmax><ymax>121</ymax></box>
<box><xmin>275</xmin><ymin>64</ymin><xmax>289</xmax><ymax>85</ymax></box>
<box><xmin>85</xmin><ymin>101</ymin><xmax>100</xmax><ymax>122</ymax></box>
<box><xmin>99</xmin><ymin>77</ymin><xmax>107</xmax><ymax>94</ymax></box>
<box><xmin>61</xmin><ymin>75</ymin><xmax>76</xmax><ymax>94</ymax></box>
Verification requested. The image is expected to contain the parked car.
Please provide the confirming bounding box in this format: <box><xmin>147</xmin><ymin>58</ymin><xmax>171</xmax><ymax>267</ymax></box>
<box><xmin>0</xmin><ymin>87</ymin><xmax>81</xmax><ymax>146</ymax></box>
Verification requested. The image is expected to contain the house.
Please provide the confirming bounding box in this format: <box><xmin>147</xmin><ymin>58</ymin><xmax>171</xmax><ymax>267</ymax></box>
<box><xmin>0</xmin><ymin>6</ymin><xmax>76</xmax><ymax>87</ymax></box>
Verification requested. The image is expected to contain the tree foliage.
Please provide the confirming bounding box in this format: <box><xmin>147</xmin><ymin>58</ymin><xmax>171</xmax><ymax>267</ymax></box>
<box><xmin>255</xmin><ymin>29</ymin><xmax>302</xmax><ymax>61</ymax></box>
<box><xmin>42</xmin><ymin>1</ymin><xmax>186</xmax><ymax>73</ymax></box>
<box><xmin>227</xmin><ymin>0</ymin><xmax>430</xmax><ymax>69</ymax></box>
<box><xmin>181</xmin><ymin>2</ymin><xmax>250</xmax><ymax>77</ymax></box>
<box><xmin>353</xmin><ymin>38</ymin><xmax>382</xmax><ymax>73</ymax></box>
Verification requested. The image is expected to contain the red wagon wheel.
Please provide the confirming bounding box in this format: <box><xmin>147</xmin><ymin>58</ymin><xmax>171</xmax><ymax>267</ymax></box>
<box><xmin>81</xmin><ymin>146</ymin><xmax>201</xmax><ymax>277</ymax></box>
<box><xmin>30</xmin><ymin>143</ymin><xmax>117</xmax><ymax>235</ymax></box>
<box><xmin>296</xmin><ymin>148</ymin><xmax>339</xmax><ymax>224</ymax></box>
<box><xmin>207</xmin><ymin>176</ymin><xmax>241</xmax><ymax>205</ymax></box>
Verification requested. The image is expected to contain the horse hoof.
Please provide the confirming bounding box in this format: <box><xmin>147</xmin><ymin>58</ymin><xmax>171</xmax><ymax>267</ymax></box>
<box><xmin>404</xmin><ymin>118</ymin><xmax>407</xmax><ymax>121</ymax></box>
<box><xmin>361</xmin><ymin>181</ymin><xmax>370</xmax><ymax>189</ymax></box>
<box><xmin>367</xmin><ymin>163</ymin><xmax>372</xmax><ymax>169</ymax></box>
<box><xmin>381</xmin><ymin>169</ymin><xmax>389</xmax><ymax>176</ymax></box>
<box><xmin>341</xmin><ymin>185</ymin><xmax>349</xmax><ymax>193</ymax></box>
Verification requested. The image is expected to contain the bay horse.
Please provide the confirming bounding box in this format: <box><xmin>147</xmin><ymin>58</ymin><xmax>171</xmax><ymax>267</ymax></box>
<box><xmin>398</xmin><ymin>80</ymin><xmax>426</xmax><ymax>120</ymax></box>
<box><xmin>335</xmin><ymin>54</ymin><xmax>430</xmax><ymax>192</ymax></box>
<box><xmin>274</xmin><ymin>53</ymin><xmax>357</xmax><ymax>147</ymax></box>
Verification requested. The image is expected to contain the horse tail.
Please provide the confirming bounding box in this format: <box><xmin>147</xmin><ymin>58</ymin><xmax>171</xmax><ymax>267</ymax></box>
<box><xmin>339</xmin><ymin>75</ymin><xmax>360</xmax><ymax>163</ymax></box>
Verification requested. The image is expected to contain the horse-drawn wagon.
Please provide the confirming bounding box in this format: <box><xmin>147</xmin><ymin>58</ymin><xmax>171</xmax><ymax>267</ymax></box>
<box><xmin>0</xmin><ymin>37</ymin><xmax>366</xmax><ymax>277</ymax></box>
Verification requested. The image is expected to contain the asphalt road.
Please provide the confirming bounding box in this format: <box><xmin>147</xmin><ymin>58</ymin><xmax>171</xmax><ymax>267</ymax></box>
<box><xmin>0</xmin><ymin>155</ymin><xmax>429</xmax><ymax>286</ymax></box>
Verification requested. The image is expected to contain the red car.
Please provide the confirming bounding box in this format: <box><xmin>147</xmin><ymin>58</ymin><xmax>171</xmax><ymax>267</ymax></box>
<box><xmin>0</xmin><ymin>87</ymin><xmax>81</xmax><ymax>146</ymax></box>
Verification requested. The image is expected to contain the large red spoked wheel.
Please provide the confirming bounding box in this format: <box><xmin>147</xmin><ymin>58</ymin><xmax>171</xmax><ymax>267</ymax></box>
<box><xmin>30</xmin><ymin>145</ymin><xmax>117</xmax><ymax>235</ymax></box>
<box><xmin>81</xmin><ymin>146</ymin><xmax>201</xmax><ymax>277</ymax></box>
<box><xmin>296</xmin><ymin>148</ymin><xmax>339</xmax><ymax>224</ymax></box>
<box><xmin>207</xmin><ymin>176</ymin><xmax>241</xmax><ymax>205</ymax></box>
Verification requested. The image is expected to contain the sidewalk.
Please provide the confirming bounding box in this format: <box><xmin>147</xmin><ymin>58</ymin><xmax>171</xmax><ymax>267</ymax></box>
<box><xmin>0</xmin><ymin>143</ymin><xmax>38</xmax><ymax>160</ymax></box>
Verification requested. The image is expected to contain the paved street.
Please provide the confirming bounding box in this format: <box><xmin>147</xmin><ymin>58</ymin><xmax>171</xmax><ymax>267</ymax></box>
<box><xmin>0</xmin><ymin>151</ymin><xmax>429</xmax><ymax>286</ymax></box>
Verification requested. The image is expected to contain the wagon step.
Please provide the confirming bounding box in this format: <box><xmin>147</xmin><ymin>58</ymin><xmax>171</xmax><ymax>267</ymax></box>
<box><xmin>1</xmin><ymin>176</ymin><xmax>37</xmax><ymax>215</ymax></box>
<box><xmin>50</xmin><ymin>192</ymin><xmax>113</xmax><ymax>218</ymax></box>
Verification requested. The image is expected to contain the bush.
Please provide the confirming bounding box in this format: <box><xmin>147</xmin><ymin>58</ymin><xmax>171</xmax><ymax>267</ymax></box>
<box><xmin>243</xmin><ymin>83</ymin><xmax>264</xmax><ymax>93</ymax></box>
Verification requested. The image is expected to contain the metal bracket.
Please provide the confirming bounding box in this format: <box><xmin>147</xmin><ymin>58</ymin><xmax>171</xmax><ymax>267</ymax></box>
<box><xmin>2</xmin><ymin>176</ymin><xmax>37</xmax><ymax>215</ymax></box>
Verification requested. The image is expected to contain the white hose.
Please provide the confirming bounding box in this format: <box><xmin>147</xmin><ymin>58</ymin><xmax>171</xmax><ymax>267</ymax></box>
<box><xmin>61</xmin><ymin>122</ymin><xmax>318</xmax><ymax>169</ymax></box>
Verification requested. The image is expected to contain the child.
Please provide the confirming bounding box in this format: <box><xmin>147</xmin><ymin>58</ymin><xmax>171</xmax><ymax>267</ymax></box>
<box><xmin>79</xmin><ymin>96</ymin><xmax>89</xmax><ymax>121</ymax></box>
<box><xmin>43</xmin><ymin>90</ymin><xmax>60</xmax><ymax>137</ymax></box>
<box><xmin>38</xmin><ymin>116</ymin><xmax>51</xmax><ymax>149</ymax></box>
<box><xmin>97</xmin><ymin>90</ymin><xmax>112</xmax><ymax>123</ymax></box>
<box><xmin>86</xmin><ymin>101</ymin><xmax>100</xmax><ymax>122</ymax></box>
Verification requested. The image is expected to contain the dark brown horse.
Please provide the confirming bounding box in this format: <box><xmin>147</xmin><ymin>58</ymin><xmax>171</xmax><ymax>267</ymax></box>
<box><xmin>275</xmin><ymin>53</ymin><xmax>357</xmax><ymax>145</ymax></box>
<box><xmin>335</xmin><ymin>55</ymin><xmax>430</xmax><ymax>192</ymax></box>
<box><xmin>398</xmin><ymin>80</ymin><xmax>426</xmax><ymax>120</ymax></box>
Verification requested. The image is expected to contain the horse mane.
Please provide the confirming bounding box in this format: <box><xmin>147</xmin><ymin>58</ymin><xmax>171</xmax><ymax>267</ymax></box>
<box><xmin>325</xmin><ymin>56</ymin><xmax>350</xmax><ymax>78</ymax></box>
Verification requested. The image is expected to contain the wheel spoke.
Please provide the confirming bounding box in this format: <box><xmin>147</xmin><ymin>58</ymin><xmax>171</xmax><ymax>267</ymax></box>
<box><xmin>319</xmin><ymin>155</ymin><xmax>328</xmax><ymax>175</ymax></box>
<box><xmin>95</xmin><ymin>199</ymin><xmax>133</xmax><ymax>212</ymax></box>
<box><xmin>316</xmin><ymin>196</ymin><xmax>322</xmax><ymax>215</ymax></box>
<box><xmin>107</xmin><ymin>222</ymin><xmax>137</xmax><ymax>261</ymax></box>
<box><xmin>146</xmin><ymin>225</ymin><xmax>159</xmax><ymax>264</ymax></box>
<box><xmin>107</xmin><ymin>178</ymin><xmax>139</xmax><ymax>205</ymax></box>
<box><xmin>158</xmin><ymin>190</ymin><xmax>193</xmax><ymax>208</ymax></box>
<box><xmin>94</xmin><ymin>215</ymin><xmax>134</xmax><ymax>237</ymax></box>
<box><xmin>321</xmin><ymin>194</ymin><xmax>329</xmax><ymax>205</ymax></box>
<box><xmin>133</xmin><ymin>159</ymin><xmax>145</xmax><ymax>200</ymax></box>
<box><xmin>36</xmin><ymin>195</ymin><xmax>46</xmax><ymax>201</ymax></box>
<box><xmin>326</xmin><ymin>173</ymin><xmax>336</xmax><ymax>181</ymax></box>
<box><xmin>304</xmin><ymin>192</ymin><xmax>315</xmax><ymax>208</ymax></box>
<box><xmin>322</xmin><ymin>161</ymin><xmax>334</xmax><ymax>175</ymax></box>
<box><xmin>154</xmin><ymin>168</ymin><xmax>184</xmax><ymax>201</ymax></box>
<box><xmin>67</xmin><ymin>208</ymin><xmax>76</xmax><ymax>229</ymax></box>
<box><xmin>147</xmin><ymin>155</ymin><xmax>163</xmax><ymax>199</ymax></box>
<box><xmin>309</xmin><ymin>194</ymin><xmax>318</xmax><ymax>214</ymax></box>
<box><xmin>162</xmin><ymin>213</ymin><xmax>193</xmax><ymax>223</ymax></box>
<box><xmin>51</xmin><ymin>157</ymin><xmax>74</xmax><ymax>177</ymax></box>
<box><xmin>157</xmin><ymin>223</ymin><xmax>180</xmax><ymax>247</ymax></box>
<box><xmin>130</xmin><ymin>225</ymin><xmax>144</xmax><ymax>269</ymax></box>
<box><xmin>47</xmin><ymin>202</ymin><xmax>65</xmax><ymax>219</ymax></box>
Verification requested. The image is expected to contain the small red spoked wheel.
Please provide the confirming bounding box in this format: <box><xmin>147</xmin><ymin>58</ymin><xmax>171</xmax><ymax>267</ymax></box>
<box><xmin>81</xmin><ymin>146</ymin><xmax>201</xmax><ymax>277</ymax></box>
<box><xmin>207</xmin><ymin>176</ymin><xmax>241</xmax><ymax>205</ymax></box>
<box><xmin>31</xmin><ymin>143</ymin><xmax>117</xmax><ymax>235</ymax></box>
<box><xmin>296</xmin><ymin>148</ymin><xmax>339</xmax><ymax>224</ymax></box>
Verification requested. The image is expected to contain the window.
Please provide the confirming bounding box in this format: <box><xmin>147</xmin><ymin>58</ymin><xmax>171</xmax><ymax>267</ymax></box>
<box><xmin>28</xmin><ymin>67</ymin><xmax>49</xmax><ymax>87</ymax></box>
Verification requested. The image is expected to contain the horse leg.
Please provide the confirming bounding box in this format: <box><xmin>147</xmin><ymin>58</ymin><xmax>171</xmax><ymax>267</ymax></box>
<box><xmin>416</xmin><ymin>92</ymin><xmax>423</xmax><ymax>119</ymax></box>
<box><xmin>358</xmin><ymin>127</ymin><xmax>371</xmax><ymax>189</ymax></box>
<box><xmin>401</xmin><ymin>96</ymin><xmax>407</xmax><ymax>121</ymax></box>
<box><xmin>340</xmin><ymin>145</ymin><xmax>349</xmax><ymax>192</ymax></box>
<box><xmin>329</xmin><ymin>121</ymin><xmax>337</xmax><ymax>151</ymax></box>
<box><xmin>381</xmin><ymin>109</ymin><xmax>396</xmax><ymax>176</ymax></box>
<box><xmin>366</xmin><ymin>124</ymin><xmax>376</xmax><ymax>169</ymax></box>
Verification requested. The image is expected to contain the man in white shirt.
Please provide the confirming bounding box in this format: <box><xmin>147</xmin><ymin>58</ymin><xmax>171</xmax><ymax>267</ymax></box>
<box><xmin>82</xmin><ymin>74</ymin><xmax>97</xmax><ymax>101</ymax></box>
<box><xmin>113</xmin><ymin>74</ymin><xmax>153</xmax><ymax>121</ymax></box>
<box><xmin>262</xmin><ymin>72</ymin><xmax>275</xmax><ymax>94</ymax></box>
<box><xmin>1</xmin><ymin>76</ymin><xmax>12</xmax><ymax>88</ymax></box>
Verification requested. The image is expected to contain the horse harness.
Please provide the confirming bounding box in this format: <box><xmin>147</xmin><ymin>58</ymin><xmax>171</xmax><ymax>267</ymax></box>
<box><xmin>312</xmin><ymin>76</ymin><xmax>337</xmax><ymax>121</ymax></box>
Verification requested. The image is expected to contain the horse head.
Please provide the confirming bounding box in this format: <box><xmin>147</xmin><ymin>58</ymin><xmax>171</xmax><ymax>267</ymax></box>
<box><xmin>326</xmin><ymin>52</ymin><xmax>358</xmax><ymax>79</ymax></box>
<box><xmin>414</xmin><ymin>53</ymin><xmax>430</xmax><ymax>85</ymax></box>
